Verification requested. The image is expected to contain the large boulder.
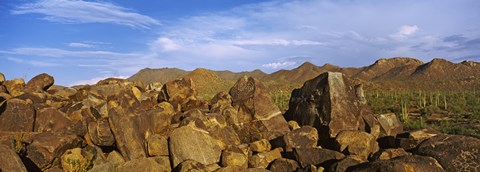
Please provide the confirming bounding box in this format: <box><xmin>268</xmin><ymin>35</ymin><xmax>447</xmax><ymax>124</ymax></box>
<box><xmin>352</xmin><ymin>155</ymin><xmax>444</xmax><ymax>172</ymax></box>
<box><xmin>335</xmin><ymin>130</ymin><xmax>379</xmax><ymax>160</ymax></box>
<box><xmin>3</xmin><ymin>78</ymin><xmax>25</xmax><ymax>97</ymax></box>
<box><xmin>26</xmin><ymin>133</ymin><xmax>83</xmax><ymax>171</ymax></box>
<box><xmin>285</xmin><ymin>72</ymin><xmax>377</xmax><ymax>139</ymax></box>
<box><xmin>375</xmin><ymin>113</ymin><xmax>403</xmax><ymax>137</ymax></box>
<box><xmin>294</xmin><ymin>148</ymin><xmax>345</xmax><ymax>168</ymax></box>
<box><xmin>269</xmin><ymin>158</ymin><xmax>300</xmax><ymax>172</ymax></box>
<box><xmin>415</xmin><ymin>134</ymin><xmax>480</xmax><ymax>172</ymax></box>
<box><xmin>158</xmin><ymin>78</ymin><xmax>208</xmax><ymax>112</ymax></box>
<box><xmin>34</xmin><ymin>107</ymin><xmax>77</xmax><ymax>134</ymax></box>
<box><xmin>283</xmin><ymin>126</ymin><xmax>318</xmax><ymax>151</ymax></box>
<box><xmin>108</xmin><ymin>108</ymin><xmax>146</xmax><ymax>161</ymax></box>
<box><xmin>146</xmin><ymin>134</ymin><xmax>169</xmax><ymax>157</ymax></box>
<box><xmin>0</xmin><ymin>98</ymin><xmax>35</xmax><ymax>132</ymax></box>
<box><xmin>25</xmin><ymin>73</ymin><xmax>54</xmax><ymax>92</ymax></box>
<box><xmin>0</xmin><ymin>144</ymin><xmax>28</xmax><ymax>172</ymax></box>
<box><xmin>88</xmin><ymin>118</ymin><xmax>115</xmax><ymax>147</ymax></box>
<box><xmin>220</xmin><ymin>149</ymin><xmax>248</xmax><ymax>169</ymax></box>
<box><xmin>229</xmin><ymin>76</ymin><xmax>290</xmax><ymax>142</ymax></box>
<box><xmin>169</xmin><ymin>126</ymin><xmax>222</xmax><ymax>167</ymax></box>
<box><xmin>116</xmin><ymin>157</ymin><xmax>166</xmax><ymax>172</ymax></box>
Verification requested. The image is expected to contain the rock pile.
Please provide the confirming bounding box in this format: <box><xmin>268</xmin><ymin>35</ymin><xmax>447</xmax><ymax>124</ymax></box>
<box><xmin>0</xmin><ymin>72</ymin><xmax>479</xmax><ymax>172</ymax></box>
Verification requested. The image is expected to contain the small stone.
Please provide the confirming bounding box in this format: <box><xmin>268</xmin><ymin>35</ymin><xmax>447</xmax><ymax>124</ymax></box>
<box><xmin>221</xmin><ymin>150</ymin><xmax>248</xmax><ymax>169</ymax></box>
<box><xmin>371</xmin><ymin>148</ymin><xmax>411</xmax><ymax>161</ymax></box>
<box><xmin>288</xmin><ymin>121</ymin><xmax>300</xmax><ymax>130</ymax></box>
<box><xmin>146</xmin><ymin>134</ymin><xmax>169</xmax><ymax>156</ymax></box>
<box><xmin>248</xmin><ymin>148</ymin><xmax>283</xmax><ymax>168</ymax></box>
<box><xmin>249</xmin><ymin>139</ymin><xmax>271</xmax><ymax>153</ymax></box>
<box><xmin>175</xmin><ymin>159</ymin><xmax>209</xmax><ymax>172</ymax></box>
<box><xmin>269</xmin><ymin>158</ymin><xmax>300</xmax><ymax>172</ymax></box>
<box><xmin>106</xmin><ymin>151</ymin><xmax>125</xmax><ymax>167</ymax></box>
<box><xmin>61</xmin><ymin>148</ymin><xmax>94</xmax><ymax>172</ymax></box>
<box><xmin>335</xmin><ymin>130</ymin><xmax>379</xmax><ymax>160</ymax></box>
<box><xmin>116</xmin><ymin>157</ymin><xmax>166</xmax><ymax>172</ymax></box>
<box><xmin>283</xmin><ymin>126</ymin><xmax>318</xmax><ymax>151</ymax></box>
<box><xmin>375</xmin><ymin>113</ymin><xmax>403</xmax><ymax>137</ymax></box>
<box><xmin>294</xmin><ymin>148</ymin><xmax>345</xmax><ymax>168</ymax></box>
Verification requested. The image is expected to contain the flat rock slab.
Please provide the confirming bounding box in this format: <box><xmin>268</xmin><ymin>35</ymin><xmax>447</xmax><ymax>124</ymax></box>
<box><xmin>169</xmin><ymin>126</ymin><xmax>221</xmax><ymax>168</ymax></box>
<box><xmin>416</xmin><ymin>134</ymin><xmax>480</xmax><ymax>172</ymax></box>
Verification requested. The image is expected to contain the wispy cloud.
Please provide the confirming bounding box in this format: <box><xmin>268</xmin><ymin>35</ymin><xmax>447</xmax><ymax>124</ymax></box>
<box><xmin>12</xmin><ymin>0</ymin><xmax>160</xmax><ymax>29</ymax></box>
<box><xmin>262</xmin><ymin>61</ymin><xmax>296</xmax><ymax>69</ymax></box>
<box><xmin>390</xmin><ymin>25</ymin><xmax>419</xmax><ymax>41</ymax></box>
<box><xmin>68</xmin><ymin>42</ymin><xmax>94</xmax><ymax>48</ymax></box>
<box><xmin>7</xmin><ymin>57</ymin><xmax>61</xmax><ymax>67</ymax></box>
<box><xmin>0</xmin><ymin>47</ymin><xmax>140</xmax><ymax>58</ymax></box>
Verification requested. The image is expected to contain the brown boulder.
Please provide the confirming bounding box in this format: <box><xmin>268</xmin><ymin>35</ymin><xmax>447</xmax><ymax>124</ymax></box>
<box><xmin>249</xmin><ymin>139</ymin><xmax>271</xmax><ymax>153</ymax></box>
<box><xmin>269</xmin><ymin>158</ymin><xmax>300</xmax><ymax>172</ymax></box>
<box><xmin>169</xmin><ymin>126</ymin><xmax>222</xmax><ymax>167</ymax></box>
<box><xmin>175</xmin><ymin>159</ymin><xmax>209</xmax><ymax>172</ymax></box>
<box><xmin>0</xmin><ymin>98</ymin><xmax>35</xmax><ymax>132</ymax></box>
<box><xmin>248</xmin><ymin>147</ymin><xmax>283</xmax><ymax>168</ymax></box>
<box><xmin>3</xmin><ymin>78</ymin><xmax>25</xmax><ymax>97</ymax></box>
<box><xmin>294</xmin><ymin>148</ymin><xmax>345</xmax><ymax>168</ymax></box>
<box><xmin>34</xmin><ymin>107</ymin><xmax>77</xmax><ymax>134</ymax></box>
<box><xmin>0</xmin><ymin>72</ymin><xmax>5</xmax><ymax>83</ymax></box>
<box><xmin>416</xmin><ymin>134</ymin><xmax>480</xmax><ymax>172</ymax></box>
<box><xmin>352</xmin><ymin>155</ymin><xmax>444</xmax><ymax>172</ymax></box>
<box><xmin>26</xmin><ymin>73</ymin><xmax>54</xmax><ymax>92</ymax></box>
<box><xmin>146</xmin><ymin>134</ymin><xmax>169</xmax><ymax>157</ymax></box>
<box><xmin>108</xmin><ymin>108</ymin><xmax>146</xmax><ymax>161</ymax></box>
<box><xmin>221</xmin><ymin>149</ymin><xmax>248</xmax><ymax>169</ymax></box>
<box><xmin>117</xmin><ymin>157</ymin><xmax>166</xmax><ymax>172</ymax></box>
<box><xmin>88</xmin><ymin>118</ymin><xmax>115</xmax><ymax>147</ymax></box>
<box><xmin>283</xmin><ymin>126</ymin><xmax>318</xmax><ymax>151</ymax></box>
<box><xmin>335</xmin><ymin>130</ymin><xmax>379</xmax><ymax>160</ymax></box>
<box><xmin>0</xmin><ymin>144</ymin><xmax>28</xmax><ymax>172</ymax></box>
<box><xmin>371</xmin><ymin>148</ymin><xmax>411</xmax><ymax>161</ymax></box>
<box><xmin>158</xmin><ymin>78</ymin><xmax>208</xmax><ymax>112</ymax></box>
<box><xmin>26</xmin><ymin>133</ymin><xmax>83</xmax><ymax>171</ymax></box>
<box><xmin>375</xmin><ymin>113</ymin><xmax>403</xmax><ymax>137</ymax></box>
<box><xmin>210</xmin><ymin>91</ymin><xmax>233</xmax><ymax>113</ymax></box>
<box><xmin>329</xmin><ymin>155</ymin><xmax>366</xmax><ymax>172</ymax></box>
<box><xmin>60</xmin><ymin>148</ymin><xmax>95</xmax><ymax>172</ymax></box>
<box><xmin>285</xmin><ymin>72</ymin><xmax>377</xmax><ymax>138</ymax></box>
<box><xmin>395</xmin><ymin>129</ymin><xmax>438</xmax><ymax>150</ymax></box>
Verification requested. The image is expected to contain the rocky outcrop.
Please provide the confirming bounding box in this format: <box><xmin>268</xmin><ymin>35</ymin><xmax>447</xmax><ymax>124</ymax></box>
<box><xmin>415</xmin><ymin>134</ymin><xmax>480</xmax><ymax>172</ymax></box>
<box><xmin>1</xmin><ymin>71</ymin><xmax>479</xmax><ymax>172</ymax></box>
<box><xmin>285</xmin><ymin>72</ymin><xmax>377</xmax><ymax>141</ymax></box>
<box><xmin>0</xmin><ymin>98</ymin><xmax>35</xmax><ymax>132</ymax></box>
<box><xmin>353</xmin><ymin>155</ymin><xmax>445</xmax><ymax>172</ymax></box>
<box><xmin>169</xmin><ymin>126</ymin><xmax>222</xmax><ymax>167</ymax></box>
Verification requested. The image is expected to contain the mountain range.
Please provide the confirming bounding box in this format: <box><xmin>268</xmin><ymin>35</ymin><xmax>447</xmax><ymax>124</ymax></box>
<box><xmin>128</xmin><ymin>57</ymin><xmax>480</xmax><ymax>96</ymax></box>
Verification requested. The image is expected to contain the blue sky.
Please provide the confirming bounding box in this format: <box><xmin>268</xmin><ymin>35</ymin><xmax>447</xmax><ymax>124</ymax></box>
<box><xmin>1</xmin><ymin>0</ymin><xmax>479</xmax><ymax>86</ymax></box>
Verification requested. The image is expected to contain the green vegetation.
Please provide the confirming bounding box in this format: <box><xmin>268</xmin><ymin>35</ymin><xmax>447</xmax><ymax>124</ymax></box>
<box><xmin>269</xmin><ymin>89</ymin><xmax>480</xmax><ymax>138</ymax></box>
<box><xmin>366</xmin><ymin>90</ymin><xmax>480</xmax><ymax>138</ymax></box>
<box><xmin>11</xmin><ymin>132</ymin><xmax>27</xmax><ymax>155</ymax></box>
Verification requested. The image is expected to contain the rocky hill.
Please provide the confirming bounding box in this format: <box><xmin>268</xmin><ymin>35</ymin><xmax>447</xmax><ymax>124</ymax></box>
<box><xmin>1</xmin><ymin>72</ymin><xmax>478</xmax><ymax>171</ymax></box>
<box><xmin>128</xmin><ymin>57</ymin><xmax>480</xmax><ymax>97</ymax></box>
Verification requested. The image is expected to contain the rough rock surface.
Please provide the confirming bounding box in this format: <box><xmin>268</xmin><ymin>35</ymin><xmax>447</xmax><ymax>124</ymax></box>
<box><xmin>285</xmin><ymin>72</ymin><xmax>377</xmax><ymax>139</ymax></box>
<box><xmin>3</xmin><ymin>78</ymin><xmax>25</xmax><ymax>97</ymax></box>
<box><xmin>169</xmin><ymin>126</ymin><xmax>221</xmax><ymax>167</ymax></box>
<box><xmin>283</xmin><ymin>126</ymin><xmax>318</xmax><ymax>151</ymax></box>
<box><xmin>294</xmin><ymin>148</ymin><xmax>345</xmax><ymax>168</ymax></box>
<box><xmin>352</xmin><ymin>155</ymin><xmax>444</xmax><ymax>172</ymax></box>
<box><xmin>335</xmin><ymin>130</ymin><xmax>379</xmax><ymax>160</ymax></box>
<box><xmin>25</xmin><ymin>73</ymin><xmax>54</xmax><ymax>92</ymax></box>
<box><xmin>117</xmin><ymin>158</ymin><xmax>166</xmax><ymax>172</ymax></box>
<box><xmin>0</xmin><ymin>98</ymin><xmax>35</xmax><ymax>132</ymax></box>
<box><xmin>230</xmin><ymin>76</ymin><xmax>290</xmax><ymax>142</ymax></box>
<box><xmin>0</xmin><ymin>144</ymin><xmax>28</xmax><ymax>172</ymax></box>
<box><xmin>416</xmin><ymin>134</ymin><xmax>480</xmax><ymax>172</ymax></box>
<box><xmin>375</xmin><ymin>113</ymin><xmax>403</xmax><ymax>137</ymax></box>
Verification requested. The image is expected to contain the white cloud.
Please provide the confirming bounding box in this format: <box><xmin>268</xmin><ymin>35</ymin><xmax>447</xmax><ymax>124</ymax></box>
<box><xmin>391</xmin><ymin>25</ymin><xmax>419</xmax><ymax>40</ymax></box>
<box><xmin>12</xmin><ymin>0</ymin><xmax>159</xmax><ymax>29</ymax></box>
<box><xmin>7</xmin><ymin>57</ymin><xmax>61</xmax><ymax>67</ymax></box>
<box><xmin>262</xmin><ymin>61</ymin><xmax>296</xmax><ymax>69</ymax></box>
<box><xmin>1</xmin><ymin>47</ymin><xmax>140</xmax><ymax>58</ymax></box>
<box><xmin>70</xmin><ymin>75</ymin><xmax>128</xmax><ymax>86</ymax></box>
<box><xmin>68</xmin><ymin>42</ymin><xmax>94</xmax><ymax>48</ymax></box>
<box><xmin>231</xmin><ymin>39</ymin><xmax>324</xmax><ymax>46</ymax></box>
<box><xmin>150</xmin><ymin>37</ymin><xmax>181</xmax><ymax>52</ymax></box>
